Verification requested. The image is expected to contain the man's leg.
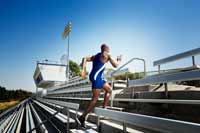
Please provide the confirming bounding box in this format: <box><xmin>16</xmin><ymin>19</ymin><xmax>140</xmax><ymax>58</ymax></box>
<box><xmin>102</xmin><ymin>83</ymin><xmax>112</xmax><ymax>108</ymax></box>
<box><xmin>82</xmin><ymin>89</ymin><xmax>100</xmax><ymax>117</ymax></box>
<box><xmin>78</xmin><ymin>89</ymin><xmax>100</xmax><ymax>127</ymax></box>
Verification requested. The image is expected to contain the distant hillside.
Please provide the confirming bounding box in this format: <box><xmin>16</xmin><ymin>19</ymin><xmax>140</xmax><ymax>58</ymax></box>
<box><xmin>0</xmin><ymin>86</ymin><xmax>32</xmax><ymax>101</ymax></box>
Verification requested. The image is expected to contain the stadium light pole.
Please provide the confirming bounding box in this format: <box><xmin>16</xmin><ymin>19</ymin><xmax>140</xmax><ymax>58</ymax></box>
<box><xmin>35</xmin><ymin>61</ymin><xmax>39</xmax><ymax>98</ymax></box>
<box><xmin>63</xmin><ymin>21</ymin><xmax>72</xmax><ymax>80</ymax></box>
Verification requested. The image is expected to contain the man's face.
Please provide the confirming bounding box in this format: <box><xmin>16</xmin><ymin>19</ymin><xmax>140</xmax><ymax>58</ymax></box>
<box><xmin>102</xmin><ymin>46</ymin><xmax>110</xmax><ymax>59</ymax></box>
<box><xmin>104</xmin><ymin>47</ymin><xmax>110</xmax><ymax>53</ymax></box>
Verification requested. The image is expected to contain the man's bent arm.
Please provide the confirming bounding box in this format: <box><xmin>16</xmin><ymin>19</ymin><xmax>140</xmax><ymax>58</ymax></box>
<box><xmin>109</xmin><ymin>55</ymin><xmax>120</xmax><ymax>68</ymax></box>
<box><xmin>81</xmin><ymin>56</ymin><xmax>95</xmax><ymax>69</ymax></box>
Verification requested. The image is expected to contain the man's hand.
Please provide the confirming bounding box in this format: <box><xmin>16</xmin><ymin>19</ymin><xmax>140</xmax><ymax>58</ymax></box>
<box><xmin>117</xmin><ymin>55</ymin><xmax>122</xmax><ymax>62</ymax></box>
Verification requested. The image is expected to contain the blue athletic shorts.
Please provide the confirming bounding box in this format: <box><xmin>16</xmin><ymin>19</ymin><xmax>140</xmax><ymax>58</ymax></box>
<box><xmin>89</xmin><ymin>76</ymin><xmax>106</xmax><ymax>89</ymax></box>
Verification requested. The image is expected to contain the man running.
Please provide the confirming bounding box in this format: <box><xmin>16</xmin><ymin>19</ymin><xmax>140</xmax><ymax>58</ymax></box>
<box><xmin>77</xmin><ymin>44</ymin><xmax>122</xmax><ymax>127</ymax></box>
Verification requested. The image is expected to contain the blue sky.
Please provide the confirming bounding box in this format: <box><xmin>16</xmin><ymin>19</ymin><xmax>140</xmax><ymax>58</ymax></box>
<box><xmin>0</xmin><ymin>0</ymin><xmax>200</xmax><ymax>92</ymax></box>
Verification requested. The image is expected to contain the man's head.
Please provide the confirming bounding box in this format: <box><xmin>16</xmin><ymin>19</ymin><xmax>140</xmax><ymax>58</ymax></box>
<box><xmin>101</xmin><ymin>44</ymin><xmax>110</xmax><ymax>53</ymax></box>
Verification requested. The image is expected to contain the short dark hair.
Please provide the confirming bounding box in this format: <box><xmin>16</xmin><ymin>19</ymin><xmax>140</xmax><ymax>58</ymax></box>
<box><xmin>101</xmin><ymin>44</ymin><xmax>109</xmax><ymax>52</ymax></box>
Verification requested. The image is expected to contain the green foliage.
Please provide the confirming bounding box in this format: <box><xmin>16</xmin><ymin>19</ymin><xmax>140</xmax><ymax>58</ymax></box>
<box><xmin>69</xmin><ymin>60</ymin><xmax>81</xmax><ymax>77</ymax></box>
<box><xmin>0</xmin><ymin>86</ymin><xmax>32</xmax><ymax>101</ymax></box>
<box><xmin>114</xmin><ymin>72</ymin><xmax>145</xmax><ymax>80</ymax></box>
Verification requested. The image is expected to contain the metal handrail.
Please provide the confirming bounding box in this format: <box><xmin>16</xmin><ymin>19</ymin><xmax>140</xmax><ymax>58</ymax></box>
<box><xmin>111</xmin><ymin>57</ymin><xmax>146</xmax><ymax>77</ymax></box>
<box><xmin>110</xmin><ymin>58</ymin><xmax>146</xmax><ymax>107</ymax></box>
<box><xmin>153</xmin><ymin>47</ymin><xmax>200</xmax><ymax>66</ymax></box>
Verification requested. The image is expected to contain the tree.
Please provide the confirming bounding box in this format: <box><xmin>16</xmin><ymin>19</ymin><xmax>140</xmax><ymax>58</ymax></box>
<box><xmin>0</xmin><ymin>86</ymin><xmax>32</xmax><ymax>101</ymax></box>
<box><xmin>69</xmin><ymin>60</ymin><xmax>81</xmax><ymax>77</ymax></box>
<box><xmin>0</xmin><ymin>86</ymin><xmax>6</xmax><ymax>100</ymax></box>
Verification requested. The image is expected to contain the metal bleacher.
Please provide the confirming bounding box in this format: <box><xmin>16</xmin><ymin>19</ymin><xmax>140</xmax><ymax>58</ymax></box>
<box><xmin>0</xmin><ymin>100</ymin><xmax>26</xmax><ymax>133</ymax></box>
<box><xmin>130</xmin><ymin>48</ymin><xmax>200</xmax><ymax>87</ymax></box>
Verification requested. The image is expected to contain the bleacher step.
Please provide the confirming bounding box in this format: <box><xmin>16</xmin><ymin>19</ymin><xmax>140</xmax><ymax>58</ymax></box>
<box><xmin>70</xmin><ymin>129</ymin><xmax>98</xmax><ymax>133</ymax></box>
<box><xmin>100</xmin><ymin>119</ymin><xmax>144</xmax><ymax>133</ymax></box>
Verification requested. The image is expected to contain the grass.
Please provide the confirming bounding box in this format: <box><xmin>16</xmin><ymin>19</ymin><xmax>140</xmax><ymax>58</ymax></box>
<box><xmin>0</xmin><ymin>99</ymin><xmax>20</xmax><ymax>114</ymax></box>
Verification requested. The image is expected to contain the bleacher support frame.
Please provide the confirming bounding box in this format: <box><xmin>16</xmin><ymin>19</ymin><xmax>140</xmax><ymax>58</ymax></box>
<box><xmin>95</xmin><ymin>107</ymin><xmax>200</xmax><ymax>133</ymax></box>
